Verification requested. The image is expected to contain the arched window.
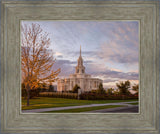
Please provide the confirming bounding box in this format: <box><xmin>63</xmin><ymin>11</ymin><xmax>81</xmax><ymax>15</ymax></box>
<box><xmin>82</xmin><ymin>69</ymin><xmax>84</xmax><ymax>73</ymax></box>
<box><xmin>71</xmin><ymin>81</ymin><xmax>73</xmax><ymax>88</ymax></box>
<box><xmin>94</xmin><ymin>81</ymin><xmax>96</xmax><ymax>88</ymax></box>
<box><xmin>77</xmin><ymin>69</ymin><xmax>79</xmax><ymax>73</ymax></box>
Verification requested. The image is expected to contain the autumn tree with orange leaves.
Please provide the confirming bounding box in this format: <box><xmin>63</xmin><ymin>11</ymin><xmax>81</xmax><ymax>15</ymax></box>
<box><xmin>21</xmin><ymin>23</ymin><xmax>60</xmax><ymax>106</ymax></box>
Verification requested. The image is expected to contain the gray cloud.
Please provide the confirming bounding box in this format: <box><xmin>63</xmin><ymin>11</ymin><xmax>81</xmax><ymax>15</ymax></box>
<box><xmin>98</xmin><ymin>53</ymin><xmax>138</xmax><ymax>64</ymax></box>
<box><xmin>57</xmin><ymin>55</ymin><xmax>63</xmax><ymax>58</ymax></box>
<box><xmin>91</xmin><ymin>69</ymin><xmax>138</xmax><ymax>80</ymax></box>
<box><xmin>103</xmin><ymin>71</ymin><xmax>138</xmax><ymax>80</ymax></box>
<box><xmin>85</xmin><ymin>62</ymin><xmax>138</xmax><ymax>83</ymax></box>
<box><xmin>98</xmin><ymin>41</ymin><xmax>139</xmax><ymax>64</ymax></box>
<box><xmin>66</xmin><ymin>50</ymin><xmax>97</xmax><ymax>58</ymax></box>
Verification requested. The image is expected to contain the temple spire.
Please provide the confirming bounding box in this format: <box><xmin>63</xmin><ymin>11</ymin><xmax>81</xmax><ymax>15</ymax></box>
<box><xmin>80</xmin><ymin>45</ymin><xmax>81</xmax><ymax>57</ymax></box>
<box><xmin>75</xmin><ymin>45</ymin><xmax>85</xmax><ymax>74</ymax></box>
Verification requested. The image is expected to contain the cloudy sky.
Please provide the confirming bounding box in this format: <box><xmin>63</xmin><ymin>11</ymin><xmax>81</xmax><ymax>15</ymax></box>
<box><xmin>21</xmin><ymin>21</ymin><xmax>139</xmax><ymax>89</ymax></box>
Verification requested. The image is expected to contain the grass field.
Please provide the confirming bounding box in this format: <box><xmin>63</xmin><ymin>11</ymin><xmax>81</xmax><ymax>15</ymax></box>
<box><xmin>43</xmin><ymin>105</ymin><xmax>124</xmax><ymax>113</ymax></box>
<box><xmin>130</xmin><ymin>102</ymin><xmax>139</xmax><ymax>105</ymax></box>
<box><xmin>22</xmin><ymin>97</ymin><xmax>138</xmax><ymax>110</ymax></box>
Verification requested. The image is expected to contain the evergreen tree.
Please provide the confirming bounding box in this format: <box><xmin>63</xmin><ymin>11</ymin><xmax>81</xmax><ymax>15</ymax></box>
<box><xmin>72</xmin><ymin>84</ymin><xmax>80</xmax><ymax>93</ymax></box>
<box><xmin>97</xmin><ymin>83</ymin><xmax>106</xmax><ymax>94</ymax></box>
<box><xmin>116</xmin><ymin>80</ymin><xmax>131</xmax><ymax>95</ymax></box>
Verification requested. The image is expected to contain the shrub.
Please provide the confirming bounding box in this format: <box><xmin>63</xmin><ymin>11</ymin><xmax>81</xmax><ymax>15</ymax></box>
<box><xmin>79</xmin><ymin>92</ymin><xmax>138</xmax><ymax>100</ymax></box>
<box><xmin>72</xmin><ymin>84</ymin><xmax>80</xmax><ymax>93</ymax></box>
<box><xmin>39</xmin><ymin>92</ymin><xmax>78</xmax><ymax>99</ymax></box>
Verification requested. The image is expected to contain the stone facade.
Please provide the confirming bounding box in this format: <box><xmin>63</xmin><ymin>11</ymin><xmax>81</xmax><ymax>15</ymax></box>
<box><xmin>57</xmin><ymin>46</ymin><xmax>103</xmax><ymax>92</ymax></box>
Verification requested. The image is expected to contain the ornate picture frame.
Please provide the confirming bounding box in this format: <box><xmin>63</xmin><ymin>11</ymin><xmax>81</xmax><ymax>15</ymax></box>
<box><xmin>1</xmin><ymin>0</ymin><xmax>159</xmax><ymax>133</ymax></box>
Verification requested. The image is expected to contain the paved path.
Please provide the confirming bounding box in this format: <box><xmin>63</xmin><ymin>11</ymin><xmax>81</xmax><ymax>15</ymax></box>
<box><xmin>85</xmin><ymin>105</ymin><xmax>138</xmax><ymax>113</ymax></box>
<box><xmin>22</xmin><ymin>101</ymin><xmax>138</xmax><ymax>113</ymax></box>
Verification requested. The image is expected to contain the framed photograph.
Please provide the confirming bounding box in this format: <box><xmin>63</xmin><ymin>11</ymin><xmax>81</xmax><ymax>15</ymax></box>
<box><xmin>1</xmin><ymin>0</ymin><xmax>159</xmax><ymax>133</ymax></box>
<box><xmin>21</xmin><ymin>20</ymin><xmax>139</xmax><ymax>114</ymax></box>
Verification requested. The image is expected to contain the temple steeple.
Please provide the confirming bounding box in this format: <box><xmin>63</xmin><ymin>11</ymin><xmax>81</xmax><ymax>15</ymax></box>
<box><xmin>78</xmin><ymin>46</ymin><xmax>83</xmax><ymax>66</ymax></box>
<box><xmin>80</xmin><ymin>45</ymin><xmax>81</xmax><ymax>57</ymax></box>
<box><xmin>75</xmin><ymin>46</ymin><xmax>85</xmax><ymax>74</ymax></box>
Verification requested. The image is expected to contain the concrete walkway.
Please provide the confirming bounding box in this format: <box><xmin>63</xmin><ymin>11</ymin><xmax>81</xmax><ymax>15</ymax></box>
<box><xmin>85</xmin><ymin>105</ymin><xmax>138</xmax><ymax>113</ymax></box>
<box><xmin>22</xmin><ymin>101</ymin><xmax>138</xmax><ymax>113</ymax></box>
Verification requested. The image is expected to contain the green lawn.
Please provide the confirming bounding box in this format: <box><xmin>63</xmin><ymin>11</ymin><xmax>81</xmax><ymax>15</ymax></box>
<box><xmin>43</xmin><ymin>105</ymin><xmax>125</xmax><ymax>113</ymax></box>
<box><xmin>129</xmin><ymin>102</ymin><xmax>139</xmax><ymax>105</ymax></box>
<box><xmin>22</xmin><ymin>97</ymin><xmax>138</xmax><ymax>110</ymax></box>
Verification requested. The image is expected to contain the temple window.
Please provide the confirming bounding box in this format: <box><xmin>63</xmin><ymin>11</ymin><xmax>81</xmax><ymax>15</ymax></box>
<box><xmin>71</xmin><ymin>81</ymin><xmax>73</xmax><ymax>88</ymax></box>
<box><xmin>77</xmin><ymin>69</ymin><xmax>79</xmax><ymax>73</ymax></box>
<box><xmin>94</xmin><ymin>81</ymin><xmax>96</xmax><ymax>88</ymax></box>
<box><xmin>82</xmin><ymin>69</ymin><xmax>84</xmax><ymax>73</ymax></box>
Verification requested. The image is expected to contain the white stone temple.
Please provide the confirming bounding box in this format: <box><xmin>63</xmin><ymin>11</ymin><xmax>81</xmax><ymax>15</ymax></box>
<box><xmin>57</xmin><ymin>46</ymin><xmax>103</xmax><ymax>92</ymax></box>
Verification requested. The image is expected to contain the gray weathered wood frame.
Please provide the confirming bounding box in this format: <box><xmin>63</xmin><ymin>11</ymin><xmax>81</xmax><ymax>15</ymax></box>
<box><xmin>1</xmin><ymin>0</ymin><xmax>159</xmax><ymax>133</ymax></box>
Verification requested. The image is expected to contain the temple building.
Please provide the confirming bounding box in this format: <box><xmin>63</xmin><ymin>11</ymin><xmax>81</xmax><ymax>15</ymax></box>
<box><xmin>57</xmin><ymin>46</ymin><xmax>103</xmax><ymax>92</ymax></box>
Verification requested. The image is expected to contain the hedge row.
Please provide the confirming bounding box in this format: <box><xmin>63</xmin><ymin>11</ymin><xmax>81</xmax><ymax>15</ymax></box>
<box><xmin>39</xmin><ymin>92</ymin><xmax>138</xmax><ymax>100</ymax></box>
<box><xmin>39</xmin><ymin>92</ymin><xmax>78</xmax><ymax>99</ymax></box>
<box><xmin>80</xmin><ymin>93</ymin><xmax>138</xmax><ymax>100</ymax></box>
